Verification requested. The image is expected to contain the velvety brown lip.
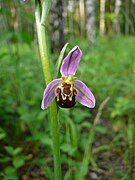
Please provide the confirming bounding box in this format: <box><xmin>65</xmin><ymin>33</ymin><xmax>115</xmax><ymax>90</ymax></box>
<box><xmin>55</xmin><ymin>84</ymin><xmax>77</xmax><ymax>108</ymax></box>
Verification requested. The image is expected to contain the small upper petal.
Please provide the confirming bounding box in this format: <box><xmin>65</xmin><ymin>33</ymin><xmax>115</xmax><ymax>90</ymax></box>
<box><xmin>41</xmin><ymin>79</ymin><xmax>61</xmax><ymax>110</ymax></box>
<box><xmin>74</xmin><ymin>80</ymin><xmax>96</xmax><ymax>108</ymax></box>
<box><xmin>60</xmin><ymin>46</ymin><xmax>82</xmax><ymax>77</ymax></box>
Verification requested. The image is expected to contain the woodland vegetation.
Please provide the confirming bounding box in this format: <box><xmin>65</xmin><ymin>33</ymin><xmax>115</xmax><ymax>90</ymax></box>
<box><xmin>0</xmin><ymin>0</ymin><xmax>135</xmax><ymax>179</ymax></box>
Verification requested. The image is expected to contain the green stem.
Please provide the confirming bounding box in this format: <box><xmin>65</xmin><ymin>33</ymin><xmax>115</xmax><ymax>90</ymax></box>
<box><xmin>35</xmin><ymin>1</ymin><xmax>61</xmax><ymax>179</ymax></box>
<box><xmin>77</xmin><ymin>97</ymin><xmax>110</xmax><ymax>179</ymax></box>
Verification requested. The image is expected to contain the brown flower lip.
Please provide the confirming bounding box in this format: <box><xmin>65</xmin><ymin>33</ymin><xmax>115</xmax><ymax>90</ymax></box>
<box><xmin>55</xmin><ymin>84</ymin><xmax>77</xmax><ymax>108</ymax></box>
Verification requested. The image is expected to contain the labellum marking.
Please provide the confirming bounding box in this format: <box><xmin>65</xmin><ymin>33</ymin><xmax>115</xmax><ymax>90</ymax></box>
<box><xmin>55</xmin><ymin>83</ymin><xmax>77</xmax><ymax>108</ymax></box>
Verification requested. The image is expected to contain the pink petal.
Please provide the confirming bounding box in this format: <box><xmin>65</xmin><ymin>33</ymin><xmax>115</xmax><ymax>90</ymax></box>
<box><xmin>60</xmin><ymin>46</ymin><xmax>82</xmax><ymax>77</ymax></box>
<box><xmin>41</xmin><ymin>79</ymin><xmax>61</xmax><ymax>110</ymax></box>
<box><xmin>74</xmin><ymin>80</ymin><xmax>96</xmax><ymax>108</ymax></box>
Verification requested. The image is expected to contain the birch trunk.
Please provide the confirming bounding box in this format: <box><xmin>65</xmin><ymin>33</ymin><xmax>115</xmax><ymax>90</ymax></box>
<box><xmin>68</xmin><ymin>0</ymin><xmax>75</xmax><ymax>36</ymax></box>
<box><xmin>51</xmin><ymin>0</ymin><xmax>64</xmax><ymax>53</ymax></box>
<box><xmin>113</xmin><ymin>0</ymin><xmax>122</xmax><ymax>33</ymax></box>
<box><xmin>79</xmin><ymin>0</ymin><xmax>85</xmax><ymax>37</ymax></box>
<box><xmin>86</xmin><ymin>0</ymin><xmax>96</xmax><ymax>47</ymax></box>
<box><xmin>99</xmin><ymin>0</ymin><xmax>106</xmax><ymax>36</ymax></box>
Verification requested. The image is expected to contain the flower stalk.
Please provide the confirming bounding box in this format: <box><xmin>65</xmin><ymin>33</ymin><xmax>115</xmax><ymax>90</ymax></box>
<box><xmin>35</xmin><ymin>1</ymin><xmax>61</xmax><ymax>179</ymax></box>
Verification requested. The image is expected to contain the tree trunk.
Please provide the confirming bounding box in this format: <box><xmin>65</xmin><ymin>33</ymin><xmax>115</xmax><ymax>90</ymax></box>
<box><xmin>125</xmin><ymin>0</ymin><xmax>129</xmax><ymax>34</ymax></box>
<box><xmin>86</xmin><ymin>0</ymin><xmax>96</xmax><ymax>48</ymax></box>
<box><xmin>68</xmin><ymin>0</ymin><xmax>74</xmax><ymax>36</ymax></box>
<box><xmin>79</xmin><ymin>0</ymin><xmax>85</xmax><ymax>37</ymax></box>
<box><xmin>51</xmin><ymin>0</ymin><xmax>64</xmax><ymax>53</ymax></box>
<box><xmin>99</xmin><ymin>0</ymin><xmax>106</xmax><ymax>36</ymax></box>
<box><xmin>113</xmin><ymin>0</ymin><xmax>122</xmax><ymax>33</ymax></box>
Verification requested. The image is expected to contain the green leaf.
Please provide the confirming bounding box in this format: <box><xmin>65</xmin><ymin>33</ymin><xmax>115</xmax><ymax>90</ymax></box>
<box><xmin>81</xmin><ymin>121</ymin><xmax>92</xmax><ymax>128</ymax></box>
<box><xmin>41</xmin><ymin>0</ymin><xmax>52</xmax><ymax>25</ymax></box>
<box><xmin>0</xmin><ymin>128</ymin><xmax>6</xmax><ymax>140</ymax></box>
<box><xmin>3</xmin><ymin>166</ymin><xmax>18</xmax><ymax>180</ymax></box>
<box><xmin>13</xmin><ymin>158</ymin><xmax>25</xmax><ymax>169</ymax></box>
<box><xmin>5</xmin><ymin>146</ymin><xmax>15</xmax><ymax>156</ymax></box>
<box><xmin>13</xmin><ymin>148</ymin><xmax>22</xmax><ymax>156</ymax></box>
<box><xmin>67</xmin><ymin>118</ymin><xmax>78</xmax><ymax>148</ymax></box>
<box><xmin>32</xmin><ymin>132</ymin><xmax>52</xmax><ymax>147</ymax></box>
<box><xmin>60</xmin><ymin>143</ymin><xmax>76</xmax><ymax>156</ymax></box>
<box><xmin>56</xmin><ymin>43</ymin><xmax>69</xmax><ymax>78</ymax></box>
<box><xmin>0</xmin><ymin>156</ymin><xmax>11</xmax><ymax>163</ymax></box>
<box><xmin>95</xmin><ymin>126</ymin><xmax>107</xmax><ymax>134</ymax></box>
<box><xmin>5</xmin><ymin>146</ymin><xmax>22</xmax><ymax>156</ymax></box>
<box><xmin>43</xmin><ymin>166</ymin><xmax>54</xmax><ymax>180</ymax></box>
<box><xmin>72</xmin><ymin>108</ymin><xmax>91</xmax><ymax>123</ymax></box>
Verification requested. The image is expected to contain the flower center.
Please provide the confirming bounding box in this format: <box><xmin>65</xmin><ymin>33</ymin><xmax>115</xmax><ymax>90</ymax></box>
<box><xmin>63</xmin><ymin>74</ymin><xmax>74</xmax><ymax>84</ymax></box>
<box><xmin>62</xmin><ymin>75</ymin><xmax>77</xmax><ymax>91</ymax></box>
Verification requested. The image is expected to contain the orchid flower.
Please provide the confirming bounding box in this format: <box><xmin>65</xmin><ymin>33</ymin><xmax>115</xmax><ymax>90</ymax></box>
<box><xmin>41</xmin><ymin>46</ymin><xmax>96</xmax><ymax>109</ymax></box>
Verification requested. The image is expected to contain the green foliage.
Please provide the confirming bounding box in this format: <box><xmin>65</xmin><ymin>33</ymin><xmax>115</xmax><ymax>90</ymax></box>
<box><xmin>0</xmin><ymin>128</ymin><xmax>7</xmax><ymax>140</ymax></box>
<box><xmin>0</xmin><ymin>146</ymin><xmax>26</xmax><ymax>179</ymax></box>
<box><xmin>0</xmin><ymin>36</ymin><xmax>135</xmax><ymax>179</ymax></box>
<box><xmin>1</xmin><ymin>166</ymin><xmax>18</xmax><ymax>180</ymax></box>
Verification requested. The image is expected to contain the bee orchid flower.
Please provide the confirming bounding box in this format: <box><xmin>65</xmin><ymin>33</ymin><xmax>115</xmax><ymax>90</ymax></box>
<box><xmin>41</xmin><ymin>46</ymin><xmax>96</xmax><ymax>109</ymax></box>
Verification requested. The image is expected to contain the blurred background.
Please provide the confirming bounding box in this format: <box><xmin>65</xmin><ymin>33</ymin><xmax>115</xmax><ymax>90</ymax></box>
<box><xmin>0</xmin><ymin>0</ymin><xmax>135</xmax><ymax>179</ymax></box>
